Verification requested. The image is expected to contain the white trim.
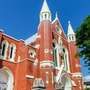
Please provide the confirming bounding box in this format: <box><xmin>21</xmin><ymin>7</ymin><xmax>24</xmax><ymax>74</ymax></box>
<box><xmin>71</xmin><ymin>80</ymin><xmax>77</xmax><ymax>86</ymax></box>
<box><xmin>33</xmin><ymin>58</ymin><xmax>38</xmax><ymax>66</ymax></box>
<box><xmin>3</xmin><ymin>33</ymin><xmax>19</xmax><ymax>41</ymax></box>
<box><xmin>76</xmin><ymin>64</ymin><xmax>81</xmax><ymax>68</ymax></box>
<box><xmin>0</xmin><ymin>40</ymin><xmax>9</xmax><ymax>60</ymax></box>
<box><xmin>46</xmin><ymin>72</ymin><xmax>49</xmax><ymax>84</ymax></box>
<box><xmin>56</xmin><ymin>44</ymin><xmax>60</xmax><ymax>68</ymax></box>
<box><xmin>65</xmin><ymin>48</ymin><xmax>70</xmax><ymax>73</ymax></box>
<box><xmin>8</xmin><ymin>43</ymin><xmax>16</xmax><ymax>62</ymax></box>
<box><xmin>34</xmin><ymin>44</ymin><xmax>40</xmax><ymax>49</ymax></box>
<box><xmin>26</xmin><ymin>75</ymin><xmax>34</xmax><ymax>79</ymax></box>
<box><xmin>17</xmin><ymin>56</ymin><xmax>21</xmax><ymax>62</ymax></box>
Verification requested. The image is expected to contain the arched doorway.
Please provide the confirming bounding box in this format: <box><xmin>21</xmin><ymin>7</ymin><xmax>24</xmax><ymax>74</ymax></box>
<box><xmin>0</xmin><ymin>67</ymin><xmax>14</xmax><ymax>90</ymax></box>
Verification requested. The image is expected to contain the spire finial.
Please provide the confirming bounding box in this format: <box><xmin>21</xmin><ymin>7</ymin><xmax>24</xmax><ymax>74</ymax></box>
<box><xmin>55</xmin><ymin>12</ymin><xmax>58</xmax><ymax>19</ymax></box>
<box><xmin>68</xmin><ymin>20</ymin><xmax>70</xmax><ymax>24</ymax></box>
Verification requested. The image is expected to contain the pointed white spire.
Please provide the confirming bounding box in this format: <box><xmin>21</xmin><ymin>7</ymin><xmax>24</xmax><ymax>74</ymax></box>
<box><xmin>55</xmin><ymin>12</ymin><xmax>59</xmax><ymax>20</ymax></box>
<box><xmin>40</xmin><ymin>0</ymin><xmax>51</xmax><ymax>13</ymax></box>
<box><xmin>52</xmin><ymin>12</ymin><xmax>59</xmax><ymax>23</ymax></box>
<box><xmin>67</xmin><ymin>21</ymin><xmax>75</xmax><ymax>36</ymax></box>
<box><xmin>67</xmin><ymin>21</ymin><xmax>76</xmax><ymax>42</ymax></box>
<box><xmin>40</xmin><ymin>0</ymin><xmax>51</xmax><ymax>22</ymax></box>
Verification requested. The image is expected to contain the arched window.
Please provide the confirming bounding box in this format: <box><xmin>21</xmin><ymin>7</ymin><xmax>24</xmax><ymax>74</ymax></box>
<box><xmin>44</xmin><ymin>14</ymin><xmax>47</xmax><ymax>19</ymax></box>
<box><xmin>29</xmin><ymin>49</ymin><xmax>36</xmax><ymax>58</ymax></box>
<box><xmin>1</xmin><ymin>43</ymin><xmax>6</xmax><ymax>56</ymax></box>
<box><xmin>72</xmin><ymin>36</ymin><xmax>74</xmax><ymax>40</ymax></box>
<box><xmin>69</xmin><ymin>36</ymin><xmax>71</xmax><ymax>40</ymax></box>
<box><xmin>0</xmin><ymin>68</ymin><xmax>14</xmax><ymax>90</ymax></box>
<box><xmin>1</xmin><ymin>40</ymin><xmax>9</xmax><ymax>60</ymax></box>
<box><xmin>0</xmin><ymin>70</ymin><xmax>8</xmax><ymax>90</ymax></box>
<box><xmin>10</xmin><ymin>46</ymin><xmax>13</xmax><ymax>59</ymax></box>
<box><xmin>68</xmin><ymin>35</ymin><xmax>75</xmax><ymax>42</ymax></box>
<box><xmin>9</xmin><ymin>44</ymin><xmax>16</xmax><ymax>62</ymax></box>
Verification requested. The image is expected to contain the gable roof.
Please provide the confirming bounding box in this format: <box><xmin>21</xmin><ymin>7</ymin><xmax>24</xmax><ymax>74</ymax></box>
<box><xmin>25</xmin><ymin>33</ymin><xmax>37</xmax><ymax>45</ymax></box>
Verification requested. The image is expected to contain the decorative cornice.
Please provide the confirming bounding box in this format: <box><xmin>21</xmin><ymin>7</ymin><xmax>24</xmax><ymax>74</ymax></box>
<box><xmin>40</xmin><ymin>60</ymin><xmax>54</xmax><ymax>68</ymax></box>
<box><xmin>26</xmin><ymin>75</ymin><xmax>34</xmax><ymax>79</ymax></box>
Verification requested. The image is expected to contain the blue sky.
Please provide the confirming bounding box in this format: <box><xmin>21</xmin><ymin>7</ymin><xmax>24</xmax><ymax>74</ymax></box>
<box><xmin>0</xmin><ymin>0</ymin><xmax>90</xmax><ymax>76</ymax></box>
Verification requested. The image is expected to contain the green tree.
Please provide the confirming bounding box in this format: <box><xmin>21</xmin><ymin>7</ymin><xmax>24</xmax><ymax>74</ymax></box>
<box><xmin>76</xmin><ymin>16</ymin><xmax>90</xmax><ymax>68</ymax></box>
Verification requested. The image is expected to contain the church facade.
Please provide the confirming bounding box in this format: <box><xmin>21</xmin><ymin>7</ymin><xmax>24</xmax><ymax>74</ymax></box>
<box><xmin>0</xmin><ymin>0</ymin><xmax>83</xmax><ymax>90</ymax></box>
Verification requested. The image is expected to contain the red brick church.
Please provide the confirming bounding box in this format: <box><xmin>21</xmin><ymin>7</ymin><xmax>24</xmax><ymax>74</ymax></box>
<box><xmin>0</xmin><ymin>0</ymin><xmax>84</xmax><ymax>90</ymax></box>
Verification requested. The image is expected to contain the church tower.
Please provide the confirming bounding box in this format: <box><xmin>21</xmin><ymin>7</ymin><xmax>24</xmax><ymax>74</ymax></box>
<box><xmin>37</xmin><ymin>0</ymin><xmax>54</xmax><ymax>90</ymax></box>
<box><xmin>67</xmin><ymin>21</ymin><xmax>83</xmax><ymax>90</ymax></box>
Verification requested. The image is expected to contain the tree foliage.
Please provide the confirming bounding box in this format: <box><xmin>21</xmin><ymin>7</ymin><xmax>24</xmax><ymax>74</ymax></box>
<box><xmin>76</xmin><ymin>16</ymin><xmax>90</xmax><ymax>67</ymax></box>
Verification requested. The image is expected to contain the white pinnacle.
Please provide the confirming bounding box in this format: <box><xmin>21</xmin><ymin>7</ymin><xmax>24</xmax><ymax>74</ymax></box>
<box><xmin>40</xmin><ymin>0</ymin><xmax>51</xmax><ymax>13</ymax></box>
<box><xmin>55</xmin><ymin>12</ymin><xmax>59</xmax><ymax>20</ymax></box>
<box><xmin>67</xmin><ymin>21</ymin><xmax>75</xmax><ymax>36</ymax></box>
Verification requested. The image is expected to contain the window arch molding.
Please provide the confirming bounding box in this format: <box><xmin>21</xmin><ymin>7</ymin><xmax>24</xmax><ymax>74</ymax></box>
<box><xmin>1</xmin><ymin>40</ymin><xmax>9</xmax><ymax>60</ymax></box>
